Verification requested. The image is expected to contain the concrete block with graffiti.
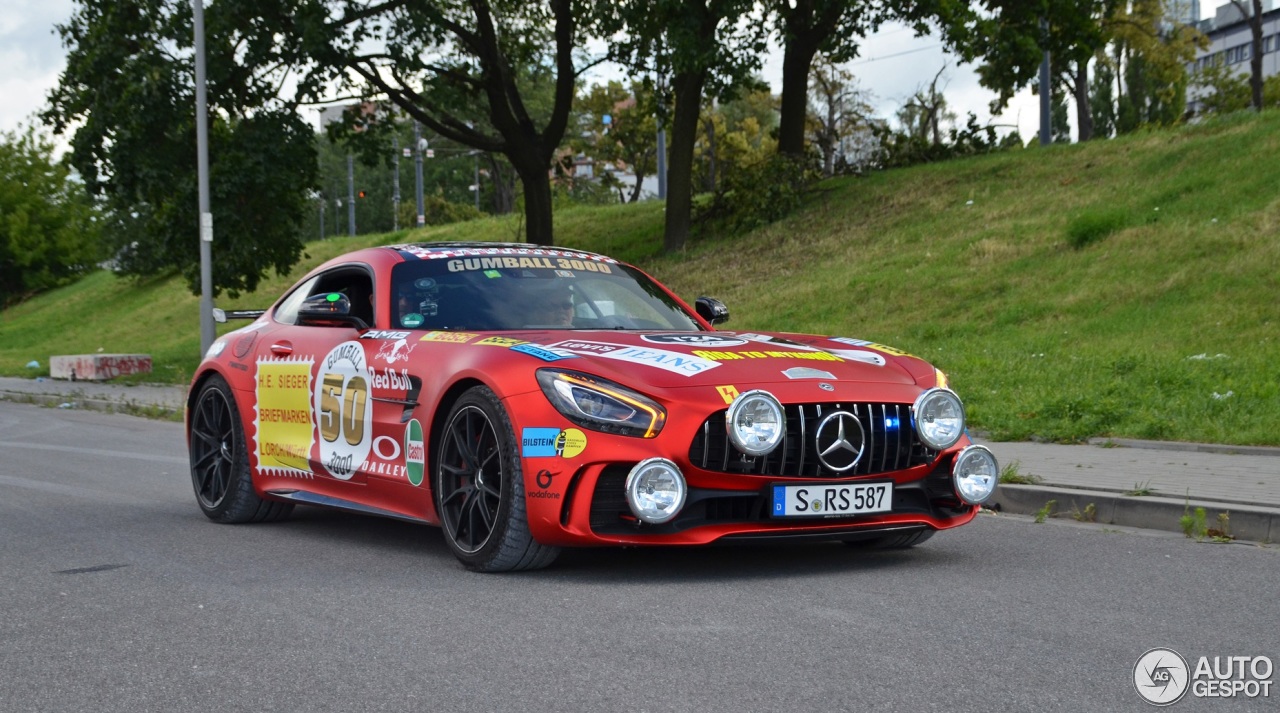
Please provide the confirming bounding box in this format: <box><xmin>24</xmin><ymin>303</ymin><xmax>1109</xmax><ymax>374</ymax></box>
<box><xmin>50</xmin><ymin>354</ymin><xmax>152</xmax><ymax>381</ymax></box>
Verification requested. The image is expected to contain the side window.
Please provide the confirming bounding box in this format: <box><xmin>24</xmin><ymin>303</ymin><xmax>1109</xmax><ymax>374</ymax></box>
<box><xmin>273</xmin><ymin>276</ymin><xmax>321</xmax><ymax>325</ymax></box>
<box><xmin>312</xmin><ymin>267</ymin><xmax>375</xmax><ymax>327</ymax></box>
<box><xmin>273</xmin><ymin>267</ymin><xmax>376</xmax><ymax>327</ymax></box>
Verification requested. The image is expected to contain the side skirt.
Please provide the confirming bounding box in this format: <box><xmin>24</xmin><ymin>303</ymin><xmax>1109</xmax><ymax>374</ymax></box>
<box><xmin>266</xmin><ymin>489</ymin><xmax>431</xmax><ymax>525</ymax></box>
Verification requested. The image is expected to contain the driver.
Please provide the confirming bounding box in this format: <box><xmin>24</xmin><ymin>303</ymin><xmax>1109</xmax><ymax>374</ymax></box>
<box><xmin>396</xmin><ymin>279</ymin><xmax>439</xmax><ymax>328</ymax></box>
<box><xmin>529</xmin><ymin>285</ymin><xmax>575</xmax><ymax>328</ymax></box>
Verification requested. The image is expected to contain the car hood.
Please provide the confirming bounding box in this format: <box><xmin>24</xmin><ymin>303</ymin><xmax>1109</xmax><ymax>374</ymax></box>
<box><xmin>502</xmin><ymin>330</ymin><xmax>930</xmax><ymax>390</ymax></box>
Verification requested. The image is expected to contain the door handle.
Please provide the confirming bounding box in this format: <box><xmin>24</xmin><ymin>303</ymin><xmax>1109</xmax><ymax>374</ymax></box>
<box><xmin>270</xmin><ymin>341</ymin><xmax>293</xmax><ymax>356</ymax></box>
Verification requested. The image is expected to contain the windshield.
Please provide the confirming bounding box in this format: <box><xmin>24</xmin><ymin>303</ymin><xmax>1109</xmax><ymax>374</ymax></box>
<box><xmin>388</xmin><ymin>251</ymin><xmax>703</xmax><ymax>332</ymax></box>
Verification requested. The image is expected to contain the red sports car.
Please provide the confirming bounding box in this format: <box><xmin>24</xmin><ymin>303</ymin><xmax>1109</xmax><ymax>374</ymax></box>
<box><xmin>186</xmin><ymin>242</ymin><xmax>997</xmax><ymax>571</ymax></box>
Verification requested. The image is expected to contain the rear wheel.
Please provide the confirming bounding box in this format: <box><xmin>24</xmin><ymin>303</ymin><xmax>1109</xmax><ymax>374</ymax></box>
<box><xmin>188</xmin><ymin>374</ymin><xmax>293</xmax><ymax>523</ymax></box>
<box><xmin>842</xmin><ymin>529</ymin><xmax>934</xmax><ymax>550</ymax></box>
<box><xmin>435</xmin><ymin>386</ymin><xmax>559</xmax><ymax>572</ymax></box>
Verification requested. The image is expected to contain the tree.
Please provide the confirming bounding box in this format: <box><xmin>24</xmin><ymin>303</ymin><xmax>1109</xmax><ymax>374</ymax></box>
<box><xmin>313</xmin><ymin>0</ymin><xmax>596</xmax><ymax>246</ymax></box>
<box><xmin>0</xmin><ymin>128</ymin><xmax>102</xmax><ymax>306</ymax></box>
<box><xmin>967</xmin><ymin>1</ymin><xmax>1114</xmax><ymax>142</ymax></box>
<box><xmin>766</xmin><ymin>1</ymin><xmax>977</xmax><ymax>160</ymax></box>
<box><xmin>45</xmin><ymin>0</ymin><xmax>317</xmax><ymax>297</ymax></box>
<box><xmin>1109</xmin><ymin>1</ymin><xmax>1202</xmax><ymax>132</ymax></box>
<box><xmin>607</xmin><ymin>0</ymin><xmax>765</xmax><ymax>252</ymax></box>
<box><xmin>574</xmin><ymin>80</ymin><xmax>660</xmax><ymax>204</ymax></box>
<box><xmin>1225</xmin><ymin>0</ymin><xmax>1265</xmax><ymax>110</ymax></box>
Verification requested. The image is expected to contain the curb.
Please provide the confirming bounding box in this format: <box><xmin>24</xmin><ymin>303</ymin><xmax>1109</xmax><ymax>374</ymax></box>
<box><xmin>1086</xmin><ymin>437</ymin><xmax>1280</xmax><ymax>457</ymax></box>
<box><xmin>0</xmin><ymin>389</ymin><xmax>182</xmax><ymax>420</ymax></box>
<box><xmin>989</xmin><ymin>484</ymin><xmax>1278</xmax><ymax>544</ymax></box>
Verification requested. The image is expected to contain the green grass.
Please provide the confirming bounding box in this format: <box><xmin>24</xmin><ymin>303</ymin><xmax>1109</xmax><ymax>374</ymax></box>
<box><xmin>4</xmin><ymin>110</ymin><xmax>1280</xmax><ymax>445</ymax></box>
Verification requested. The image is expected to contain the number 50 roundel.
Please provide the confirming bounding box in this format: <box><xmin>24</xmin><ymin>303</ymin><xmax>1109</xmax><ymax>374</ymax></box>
<box><xmin>314</xmin><ymin>341</ymin><xmax>373</xmax><ymax>480</ymax></box>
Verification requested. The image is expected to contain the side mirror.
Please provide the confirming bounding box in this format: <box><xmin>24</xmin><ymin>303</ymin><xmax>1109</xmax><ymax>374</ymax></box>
<box><xmin>695</xmin><ymin>296</ymin><xmax>730</xmax><ymax>326</ymax></box>
<box><xmin>298</xmin><ymin>293</ymin><xmax>368</xmax><ymax>329</ymax></box>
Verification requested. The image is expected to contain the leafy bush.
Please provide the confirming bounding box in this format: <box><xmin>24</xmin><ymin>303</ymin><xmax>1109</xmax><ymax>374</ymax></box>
<box><xmin>397</xmin><ymin>193</ymin><xmax>485</xmax><ymax>229</ymax></box>
<box><xmin>1067</xmin><ymin>208</ymin><xmax>1130</xmax><ymax>249</ymax></box>
<box><xmin>701</xmin><ymin>154</ymin><xmax>815</xmax><ymax>234</ymax></box>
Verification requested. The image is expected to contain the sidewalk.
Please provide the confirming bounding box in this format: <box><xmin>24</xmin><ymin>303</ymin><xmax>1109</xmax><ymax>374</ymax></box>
<box><xmin>2</xmin><ymin>375</ymin><xmax>1277</xmax><ymax>542</ymax></box>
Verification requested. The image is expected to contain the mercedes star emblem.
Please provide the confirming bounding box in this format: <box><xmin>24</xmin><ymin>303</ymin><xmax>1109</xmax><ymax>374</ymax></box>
<box><xmin>814</xmin><ymin>411</ymin><xmax>865</xmax><ymax>472</ymax></box>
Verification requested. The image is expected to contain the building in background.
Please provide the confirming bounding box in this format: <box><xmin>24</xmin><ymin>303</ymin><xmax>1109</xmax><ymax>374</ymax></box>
<box><xmin>1187</xmin><ymin>1</ymin><xmax>1280</xmax><ymax>114</ymax></box>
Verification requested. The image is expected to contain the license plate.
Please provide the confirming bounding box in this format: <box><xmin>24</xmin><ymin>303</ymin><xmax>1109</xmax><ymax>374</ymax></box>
<box><xmin>771</xmin><ymin>482</ymin><xmax>892</xmax><ymax>518</ymax></box>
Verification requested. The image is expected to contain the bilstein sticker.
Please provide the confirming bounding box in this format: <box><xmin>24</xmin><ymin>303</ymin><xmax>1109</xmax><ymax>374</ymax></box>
<box><xmin>830</xmin><ymin>337</ymin><xmax>914</xmax><ymax>358</ymax></box>
<box><xmin>510</xmin><ymin>343</ymin><xmax>578</xmax><ymax>362</ymax></box>
<box><xmin>521</xmin><ymin>427</ymin><xmax>588</xmax><ymax>458</ymax></box>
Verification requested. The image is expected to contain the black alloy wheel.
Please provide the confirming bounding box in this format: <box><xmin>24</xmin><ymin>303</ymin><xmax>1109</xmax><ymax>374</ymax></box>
<box><xmin>435</xmin><ymin>386</ymin><xmax>559</xmax><ymax>572</ymax></box>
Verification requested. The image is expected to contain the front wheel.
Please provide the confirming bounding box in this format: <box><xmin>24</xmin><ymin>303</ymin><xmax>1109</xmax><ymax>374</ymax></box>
<box><xmin>434</xmin><ymin>386</ymin><xmax>559</xmax><ymax>572</ymax></box>
<box><xmin>188</xmin><ymin>374</ymin><xmax>293</xmax><ymax>523</ymax></box>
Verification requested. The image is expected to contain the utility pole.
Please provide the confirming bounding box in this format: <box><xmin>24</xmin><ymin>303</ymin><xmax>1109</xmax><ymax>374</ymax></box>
<box><xmin>392</xmin><ymin>135</ymin><xmax>400</xmax><ymax>231</ymax></box>
<box><xmin>192</xmin><ymin>0</ymin><xmax>214</xmax><ymax>356</ymax></box>
<box><xmin>414</xmin><ymin>122</ymin><xmax>425</xmax><ymax>227</ymax></box>
<box><xmin>347</xmin><ymin>153</ymin><xmax>356</xmax><ymax>236</ymax></box>
<box><xmin>1039</xmin><ymin>16</ymin><xmax>1052</xmax><ymax>146</ymax></box>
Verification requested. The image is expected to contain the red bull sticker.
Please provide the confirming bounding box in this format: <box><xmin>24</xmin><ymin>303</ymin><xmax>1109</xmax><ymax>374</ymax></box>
<box><xmin>254</xmin><ymin>357</ymin><xmax>316</xmax><ymax>477</ymax></box>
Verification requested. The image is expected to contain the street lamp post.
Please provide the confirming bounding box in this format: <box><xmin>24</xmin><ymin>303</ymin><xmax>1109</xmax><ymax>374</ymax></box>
<box><xmin>414</xmin><ymin>122</ymin><xmax>425</xmax><ymax>227</ymax></box>
<box><xmin>192</xmin><ymin>0</ymin><xmax>215</xmax><ymax>356</ymax></box>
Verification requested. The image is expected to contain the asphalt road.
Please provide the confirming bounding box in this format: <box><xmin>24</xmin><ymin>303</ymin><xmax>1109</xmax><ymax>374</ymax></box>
<box><xmin>1</xmin><ymin>402</ymin><xmax>1277</xmax><ymax>713</ymax></box>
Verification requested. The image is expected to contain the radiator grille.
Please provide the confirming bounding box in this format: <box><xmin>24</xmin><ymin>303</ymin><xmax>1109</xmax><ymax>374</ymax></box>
<box><xmin>688</xmin><ymin>402</ymin><xmax>936</xmax><ymax>478</ymax></box>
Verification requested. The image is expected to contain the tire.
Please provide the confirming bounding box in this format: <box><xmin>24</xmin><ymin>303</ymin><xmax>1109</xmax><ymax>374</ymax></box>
<box><xmin>435</xmin><ymin>386</ymin><xmax>560</xmax><ymax>572</ymax></box>
<box><xmin>841</xmin><ymin>529</ymin><xmax>934</xmax><ymax>550</ymax></box>
<box><xmin>188</xmin><ymin>374</ymin><xmax>294</xmax><ymax>524</ymax></box>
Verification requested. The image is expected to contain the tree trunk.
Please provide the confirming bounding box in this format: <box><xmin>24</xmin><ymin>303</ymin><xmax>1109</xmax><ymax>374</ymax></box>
<box><xmin>777</xmin><ymin>38</ymin><xmax>820</xmax><ymax>158</ymax></box>
<box><xmin>508</xmin><ymin>150</ymin><xmax>553</xmax><ymax>245</ymax></box>
<box><xmin>664</xmin><ymin>71</ymin><xmax>707</xmax><ymax>253</ymax></box>
<box><xmin>1073</xmin><ymin>60</ymin><xmax>1094</xmax><ymax>142</ymax></box>
<box><xmin>1250</xmin><ymin>0</ymin><xmax>1264</xmax><ymax>110</ymax></box>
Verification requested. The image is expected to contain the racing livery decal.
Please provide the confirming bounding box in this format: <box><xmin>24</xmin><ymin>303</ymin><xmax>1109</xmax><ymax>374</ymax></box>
<box><xmin>830</xmin><ymin>337</ymin><xmax>915</xmax><ymax>358</ymax></box>
<box><xmin>419</xmin><ymin>331</ymin><xmax>478</xmax><ymax>343</ymax></box>
<box><xmin>521</xmin><ymin>427</ymin><xmax>588</xmax><ymax>458</ymax></box>
<box><xmin>716</xmin><ymin>385</ymin><xmax>740</xmax><ymax>404</ymax></box>
<box><xmin>375</xmin><ymin>337</ymin><xmax>415</xmax><ymax>364</ymax></box>
<box><xmin>551</xmin><ymin>341</ymin><xmax>720</xmax><ymax>376</ymax></box>
<box><xmin>254</xmin><ymin>357</ymin><xmax>316</xmax><ymax>477</ymax></box>
<box><xmin>405</xmin><ymin>419</ymin><xmax>425</xmax><ymax>486</ymax></box>
<box><xmin>476</xmin><ymin>336</ymin><xmax>527</xmax><ymax>348</ymax></box>
<box><xmin>315</xmin><ymin>341</ymin><xmax>373</xmax><ymax>481</ymax></box>
<box><xmin>642</xmin><ymin>333</ymin><xmax>747</xmax><ymax>347</ymax></box>
<box><xmin>510</xmin><ymin>343</ymin><xmax>578</xmax><ymax>362</ymax></box>
<box><xmin>691</xmin><ymin>349</ymin><xmax>842</xmax><ymax>362</ymax></box>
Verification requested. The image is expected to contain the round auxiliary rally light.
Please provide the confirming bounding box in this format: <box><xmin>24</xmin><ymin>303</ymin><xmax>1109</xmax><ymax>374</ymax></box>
<box><xmin>625</xmin><ymin>458</ymin><xmax>687</xmax><ymax>525</ymax></box>
<box><xmin>913</xmin><ymin>388</ymin><xmax>965</xmax><ymax>450</ymax></box>
<box><xmin>952</xmin><ymin>445</ymin><xmax>999</xmax><ymax>505</ymax></box>
<box><xmin>725</xmin><ymin>389</ymin><xmax>785</xmax><ymax>456</ymax></box>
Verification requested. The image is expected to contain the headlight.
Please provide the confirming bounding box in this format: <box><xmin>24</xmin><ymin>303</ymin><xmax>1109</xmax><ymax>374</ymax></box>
<box><xmin>913</xmin><ymin>388</ymin><xmax>965</xmax><ymax>450</ymax></box>
<box><xmin>625</xmin><ymin>458</ymin><xmax>686</xmax><ymax>524</ymax></box>
<box><xmin>536</xmin><ymin>369</ymin><xmax>666</xmax><ymax>438</ymax></box>
<box><xmin>725</xmin><ymin>389</ymin><xmax>785</xmax><ymax>456</ymax></box>
<box><xmin>952</xmin><ymin>445</ymin><xmax>998</xmax><ymax>504</ymax></box>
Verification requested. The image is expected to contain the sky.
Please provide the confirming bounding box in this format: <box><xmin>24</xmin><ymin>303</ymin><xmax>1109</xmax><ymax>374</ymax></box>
<box><xmin>0</xmin><ymin>1</ymin><xmax>1234</xmax><ymax>147</ymax></box>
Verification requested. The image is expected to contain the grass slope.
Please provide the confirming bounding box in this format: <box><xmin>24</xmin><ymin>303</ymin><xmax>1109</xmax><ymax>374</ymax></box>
<box><xmin>3</xmin><ymin>111</ymin><xmax>1277</xmax><ymax>444</ymax></box>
